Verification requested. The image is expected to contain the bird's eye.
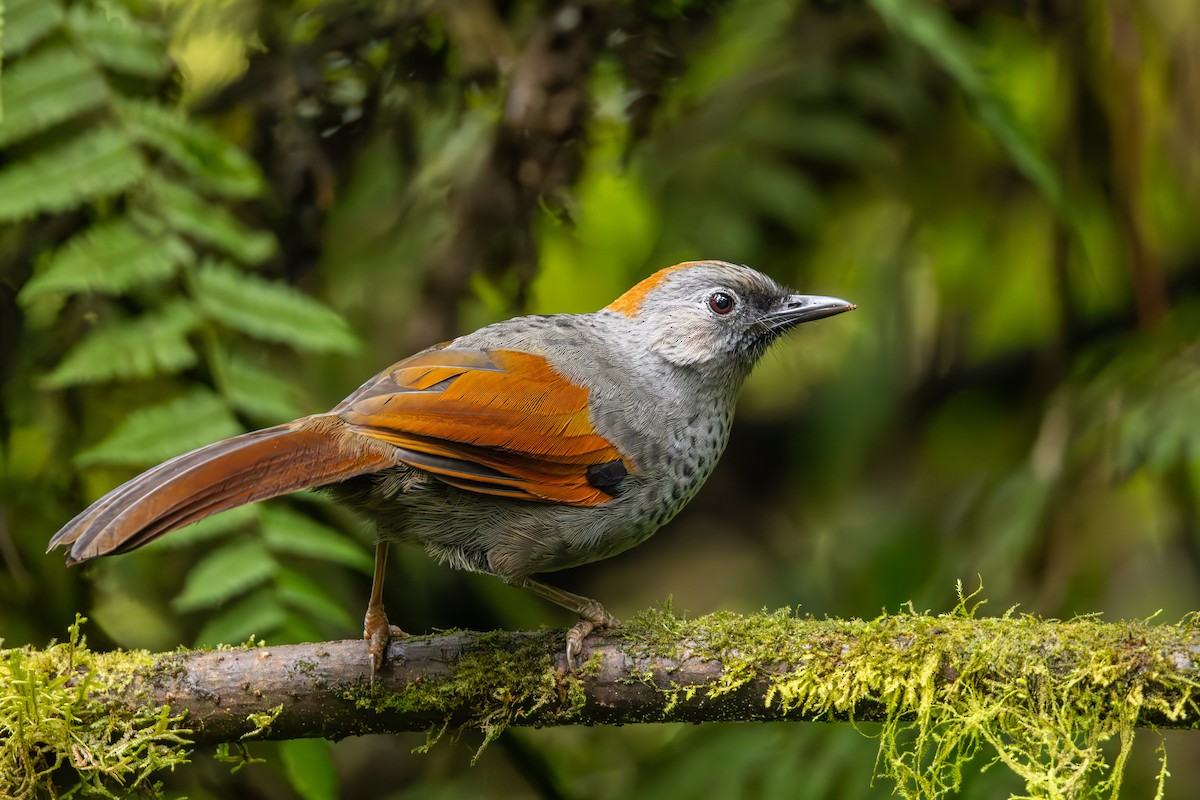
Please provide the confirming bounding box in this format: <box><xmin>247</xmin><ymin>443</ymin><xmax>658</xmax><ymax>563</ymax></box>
<box><xmin>708</xmin><ymin>292</ymin><xmax>736</xmax><ymax>315</ymax></box>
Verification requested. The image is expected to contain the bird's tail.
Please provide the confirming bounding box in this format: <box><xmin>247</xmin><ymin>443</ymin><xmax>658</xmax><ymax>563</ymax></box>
<box><xmin>49</xmin><ymin>420</ymin><xmax>393</xmax><ymax>564</ymax></box>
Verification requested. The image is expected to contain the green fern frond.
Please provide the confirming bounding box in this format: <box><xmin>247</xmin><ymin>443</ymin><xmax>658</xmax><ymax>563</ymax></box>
<box><xmin>0</xmin><ymin>44</ymin><xmax>107</xmax><ymax>147</ymax></box>
<box><xmin>1076</xmin><ymin>342</ymin><xmax>1200</xmax><ymax>478</ymax></box>
<box><xmin>149</xmin><ymin>177</ymin><xmax>277</xmax><ymax>264</ymax></box>
<box><xmin>868</xmin><ymin>0</ymin><xmax>1065</xmax><ymax>213</ymax></box>
<box><xmin>217</xmin><ymin>348</ymin><xmax>305</xmax><ymax>422</ymax></box>
<box><xmin>20</xmin><ymin>218</ymin><xmax>194</xmax><ymax>302</ymax></box>
<box><xmin>42</xmin><ymin>298</ymin><xmax>200</xmax><ymax>388</ymax></box>
<box><xmin>1</xmin><ymin>0</ymin><xmax>62</xmax><ymax>57</ymax></box>
<box><xmin>75</xmin><ymin>388</ymin><xmax>242</xmax><ymax>467</ymax></box>
<box><xmin>193</xmin><ymin>260</ymin><xmax>360</xmax><ymax>354</ymax></box>
<box><xmin>275</xmin><ymin>568</ymin><xmax>357</xmax><ymax>628</ymax></box>
<box><xmin>0</xmin><ymin>125</ymin><xmax>143</xmax><ymax>221</ymax></box>
<box><xmin>3</xmin><ymin>1</ymin><xmax>371</xmax><ymax>671</ymax></box>
<box><xmin>66</xmin><ymin>4</ymin><xmax>168</xmax><ymax>80</ymax></box>
<box><xmin>120</xmin><ymin>99</ymin><xmax>265</xmax><ymax>198</ymax></box>
<box><xmin>146</xmin><ymin>505</ymin><xmax>259</xmax><ymax>550</ymax></box>
<box><xmin>261</xmin><ymin>505</ymin><xmax>374</xmax><ymax>573</ymax></box>
<box><xmin>172</xmin><ymin>540</ymin><xmax>279</xmax><ymax>613</ymax></box>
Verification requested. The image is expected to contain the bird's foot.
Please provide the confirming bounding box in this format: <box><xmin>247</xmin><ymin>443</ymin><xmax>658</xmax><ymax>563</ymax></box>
<box><xmin>564</xmin><ymin>600</ymin><xmax>620</xmax><ymax>669</ymax></box>
<box><xmin>364</xmin><ymin>603</ymin><xmax>408</xmax><ymax>678</ymax></box>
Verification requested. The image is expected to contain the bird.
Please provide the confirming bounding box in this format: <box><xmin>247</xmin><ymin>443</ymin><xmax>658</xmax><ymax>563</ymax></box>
<box><xmin>48</xmin><ymin>260</ymin><xmax>854</xmax><ymax>671</ymax></box>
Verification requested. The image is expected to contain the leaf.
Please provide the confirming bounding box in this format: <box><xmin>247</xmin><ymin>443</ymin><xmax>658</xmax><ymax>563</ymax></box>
<box><xmin>42</xmin><ymin>298</ymin><xmax>200</xmax><ymax>388</ymax></box>
<box><xmin>194</xmin><ymin>587</ymin><xmax>287</xmax><ymax>647</ymax></box>
<box><xmin>279</xmin><ymin>739</ymin><xmax>339</xmax><ymax>800</ymax></box>
<box><xmin>67</xmin><ymin>5</ymin><xmax>169</xmax><ymax>80</ymax></box>
<box><xmin>218</xmin><ymin>349</ymin><xmax>305</xmax><ymax>422</ymax></box>
<box><xmin>120</xmin><ymin>99</ymin><xmax>266</xmax><ymax>198</ymax></box>
<box><xmin>275</xmin><ymin>568</ymin><xmax>355</xmax><ymax>628</ymax></box>
<box><xmin>1076</xmin><ymin>340</ymin><xmax>1200</xmax><ymax>478</ymax></box>
<box><xmin>739</xmin><ymin>156</ymin><xmax>824</xmax><ymax>230</ymax></box>
<box><xmin>0</xmin><ymin>125</ymin><xmax>144</xmax><ymax>221</ymax></box>
<box><xmin>0</xmin><ymin>43</ymin><xmax>107</xmax><ymax>147</ymax></box>
<box><xmin>149</xmin><ymin>177</ymin><xmax>277</xmax><ymax>264</ymax></box>
<box><xmin>260</xmin><ymin>505</ymin><xmax>373</xmax><ymax>573</ymax></box>
<box><xmin>145</xmin><ymin>505</ymin><xmax>259</xmax><ymax>549</ymax></box>
<box><xmin>868</xmin><ymin>0</ymin><xmax>1065</xmax><ymax>212</ymax></box>
<box><xmin>19</xmin><ymin>218</ymin><xmax>193</xmax><ymax>302</ymax></box>
<box><xmin>193</xmin><ymin>260</ymin><xmax>360</xmax><ymax>355</ymax></box>
<box><xmin>776</xmin><ymin>111</ymin><xmax>894</xmax><ymax>168</ymax></box>
<box><xmin>173</xmin><ymin>539</ymin><xmax>279</xmax><ymax>613</ymax></box>
<box><xmin>75</xmin><ymin>388</ymin><xmax>243</xmax><ymax>467</ymax></box>
<box><xmin>2</xmin><ymin>0</ymin><xmax>64</xmax><ymax>57</ymax></box>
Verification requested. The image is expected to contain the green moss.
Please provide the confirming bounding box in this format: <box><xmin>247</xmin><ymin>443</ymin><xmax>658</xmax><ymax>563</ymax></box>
<box><xmin>242</xmin><ymin>703</ymin><xmax>284</xmax><ymax>740</ymax></box>
<box><xmin>292</xmin><ymin>658</ymin><xmax>319</xmax><ymax>675</ymax></box>
<box><xmin>342</xmin><ymin>628</ymin><xmax>589</xmax><ymax>761</ymax></box>
<box><xmin>622</xmin><ymin>589</ymin><xmax>1199</xmax><ymax>799</ymax></box>
<box><xmin>9</xmin><ymin>594</ymin><xmax>1198</xmax><ymax>797</ymax></box>
<box><xmin>0</xmin><ymin>615</ymin><xmax>193</xmax><ymax>799</ymax></box>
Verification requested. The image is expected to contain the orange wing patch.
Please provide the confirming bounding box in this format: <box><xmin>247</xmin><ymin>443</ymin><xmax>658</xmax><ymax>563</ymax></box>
<box><xmin>338</xmin><ymin>349</ymin><xmax>629</xmax><ymax>506</ymax></box>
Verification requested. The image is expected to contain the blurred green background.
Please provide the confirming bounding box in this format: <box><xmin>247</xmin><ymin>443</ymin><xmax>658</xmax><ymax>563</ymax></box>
<box><xmin>3</xmin><ymin>0</ymin><xmax>1200</xmax><ymax>797</ymax></box>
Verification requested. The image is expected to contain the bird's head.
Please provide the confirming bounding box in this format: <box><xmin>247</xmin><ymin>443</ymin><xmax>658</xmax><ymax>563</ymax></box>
<box><xmin>604</xmin><ymin>260</ymin><xmax>855</xmax><ymax>380</ymax></box>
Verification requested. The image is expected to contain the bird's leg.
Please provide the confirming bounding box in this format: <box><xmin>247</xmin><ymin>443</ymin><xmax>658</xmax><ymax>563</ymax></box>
<box><xmin>515</xmin><ymin>577</ymin><xmax>620</xmax><ymax>667</ymax></box>
<box><xmin>363</xmin><ymin>541</ymin><xmax>407</xmax><ymax>675</ymax></box>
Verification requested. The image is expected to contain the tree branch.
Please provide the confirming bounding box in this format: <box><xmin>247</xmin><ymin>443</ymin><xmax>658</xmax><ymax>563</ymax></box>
<box><xmin>4</xmin><ymin>608</ymin><xmax>1200</xmax><ymax>794</ymax></box>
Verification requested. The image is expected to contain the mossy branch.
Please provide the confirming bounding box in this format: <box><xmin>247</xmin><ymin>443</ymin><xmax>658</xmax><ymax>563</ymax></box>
<box><xmin>4</xmin><ymin>606</ymin><xmax>1200</xmax><ymax>797</ymax></box>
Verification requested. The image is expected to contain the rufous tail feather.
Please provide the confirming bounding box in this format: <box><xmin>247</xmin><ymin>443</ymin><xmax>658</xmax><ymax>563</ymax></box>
<box><xmin>49</xmin><ymin>421</ymin><xmax>393</xmax><ymax>564</ymax></box>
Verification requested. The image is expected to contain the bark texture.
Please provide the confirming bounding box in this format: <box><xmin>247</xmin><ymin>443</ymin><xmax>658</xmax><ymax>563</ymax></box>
<box><xmin>67</xmin><ymin>610</ymin><xmax>1200</xmax><ymax>742</ymax></box>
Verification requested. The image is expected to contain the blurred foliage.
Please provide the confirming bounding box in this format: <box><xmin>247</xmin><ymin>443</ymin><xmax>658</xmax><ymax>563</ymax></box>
<box><xmin>2</xmin><ymin>0</ymin><xmax>1200</xmax><ymax>797</ymax></box>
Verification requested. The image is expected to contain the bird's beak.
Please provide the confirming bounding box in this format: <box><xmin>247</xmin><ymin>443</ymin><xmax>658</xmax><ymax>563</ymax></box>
<box><xmin>769</xmin><ymin>294</ymin><xmax>856</xmax><ymax>329</ymax></box>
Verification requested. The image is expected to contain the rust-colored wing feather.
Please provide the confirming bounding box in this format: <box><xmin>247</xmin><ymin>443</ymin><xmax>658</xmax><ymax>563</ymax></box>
<box><xmin>338</xmin><ymin>348</ymin><xmax>628</xmax><ymax>506</ymax></box>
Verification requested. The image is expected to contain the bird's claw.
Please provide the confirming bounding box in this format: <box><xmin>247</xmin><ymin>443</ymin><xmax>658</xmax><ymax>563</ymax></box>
<box><xmin>564</xmin><ymin>606</ymin><xmax>620</xmax><ymax>670</ymax></box>
<box><xmin>565</xmin><ymin>620</ymin><xmax>595</xmax><ymax>667</ymax></box>
<box><xmin>364</xmin><ymin>606</ymin><xmax>407</xmax><ymax>679</ymax></box>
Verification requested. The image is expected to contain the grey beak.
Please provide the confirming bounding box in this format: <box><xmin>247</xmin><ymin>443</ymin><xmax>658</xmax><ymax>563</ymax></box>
<box><xmin>771</xmin><ymin>294</ymin><xmax>856</xmax><ymax>328</ymax></box>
